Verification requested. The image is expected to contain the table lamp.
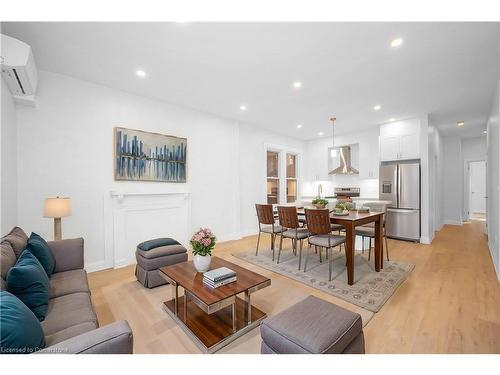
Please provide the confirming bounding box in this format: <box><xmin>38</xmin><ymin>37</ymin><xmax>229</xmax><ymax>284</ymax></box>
<box><xmin>43</xmin><ymin>197</ymin><xmax>71</xmax><ymax>240</ymax></box>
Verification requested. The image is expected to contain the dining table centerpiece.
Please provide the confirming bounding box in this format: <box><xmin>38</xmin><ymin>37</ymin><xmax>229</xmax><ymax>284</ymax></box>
<box><xmin>190</xmin><ymin>228</ymin><xmax>217</xmax><ymax>272</ymax></box>
<box><xmin>312</xmin><ymin>197</ymin><xmax>329</xmax><ymax>209</ymax></box>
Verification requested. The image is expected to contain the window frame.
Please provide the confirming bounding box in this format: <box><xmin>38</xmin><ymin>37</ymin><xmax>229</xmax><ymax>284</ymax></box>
<box><xmin>264</xmin><ymin>143</ymin><xmax>301</xmax><ymax>206</ymax></box>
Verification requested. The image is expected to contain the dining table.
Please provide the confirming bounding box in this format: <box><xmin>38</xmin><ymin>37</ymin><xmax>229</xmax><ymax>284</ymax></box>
<box><xmin>286</xmin><ymin>207</ymin><xmax>385</xmax><ymax>285</ymax></box>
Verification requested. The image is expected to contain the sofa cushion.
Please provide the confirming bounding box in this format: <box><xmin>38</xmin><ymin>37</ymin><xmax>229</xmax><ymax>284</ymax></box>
<box><xmin>27</xmin><ymin>232</ymin><xmax>56</xmax><ymax>277</ymax></box>
<box><xmin>1</xmin><ymin>241</ymin><xmax>17</xmax><ymax>280</ymax></box>
<box><xmin>260</xmin><ymin>295</ymin><xmax>363</xmax><ymax>354</ymax></box>
<box><xmin>0</xmin><ymin>291</ymin><xmax>46</xmax><ymax>353</ymax></box>
<box><xmin>44</xmin><ymin>321</ymin><xmax>98</xmax><ymax>347</ymax></box>
<box><xmin>41</xmin><ymin>292</ymin><xmax>97</xmax><ymax>336</ymax></box>
<box><xmin>7</xmin><ymin>250</ymin><xmax>50</xmax><ymax>321</ymax></box>
<box><xmin>49</xmin><ymin>269</ymin><xmax>90</xmax><ymax>299</ymax></box>
<box><xmin>136</xmin><ymin>252</ymin><xmax>188</xmax><ymax>271</ymax></box>
<box><xmin>136</xmin><ymin>244</ymin><xmax>187</xmax><ymax>259</ymax></box>
<box><xmin>2</xmin><ymin>227</ymin><xmax>28</xmax><ymax>258</ymax></box>
<box><xmin>137</xmin><ymin>237</ymin><xmax>180</xmax><ymax>251</ymax></box>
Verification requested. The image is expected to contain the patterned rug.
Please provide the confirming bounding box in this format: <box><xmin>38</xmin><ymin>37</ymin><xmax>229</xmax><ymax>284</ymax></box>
<box><xmin>232</xmin><ymin>248</ymin><xmax>414</xmax><ymax>312</ymax></box>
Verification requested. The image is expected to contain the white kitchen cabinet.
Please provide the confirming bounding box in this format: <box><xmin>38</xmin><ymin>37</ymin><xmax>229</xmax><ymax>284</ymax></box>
<box><xmin>380</xmin><ymin>119</ymin><xmax>420</xmax><ymax>161</ymax></box>
<box><xmin>380</xmin><ymin>135</ymin><xmax>400</xmax><ymax>161</ymax></box>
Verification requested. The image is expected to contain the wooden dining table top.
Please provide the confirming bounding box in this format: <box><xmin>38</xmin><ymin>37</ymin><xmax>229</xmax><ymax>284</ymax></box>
<box><xmin>275</xmin><ymin>206</ymin><xmax>384</xmax><ymax>222</ymax></box>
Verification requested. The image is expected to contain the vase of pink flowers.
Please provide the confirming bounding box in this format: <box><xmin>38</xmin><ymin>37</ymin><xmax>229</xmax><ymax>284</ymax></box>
<box><xmin>190</xmin><ymin>228</ymin><xmax>217</xmax><ymax>272</ymax></box>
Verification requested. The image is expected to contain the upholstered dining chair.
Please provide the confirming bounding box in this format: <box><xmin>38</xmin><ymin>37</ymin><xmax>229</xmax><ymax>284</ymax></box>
<box><xmin>355</xmin><ymin>202</ymin><xmax>390</xmax><ymax>261</ymax></box>
<box><xmin>304</xmin><ymin>208</ymin><xmax>346</xmax><ymax>281</ymax></box>
<box><xmin>276</xmin><ymin>206</ymin><xmax>310</xmax><ymax>268</ymax></box>
<box><xmin>255</xmin><ymin>204</ymin><xmax>284</xmax><ymax>260</ymax></box>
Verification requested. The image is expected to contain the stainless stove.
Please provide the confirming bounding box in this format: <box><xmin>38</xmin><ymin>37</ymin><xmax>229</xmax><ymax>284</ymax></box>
<box><xmin>333</xmin><ymin>187</ymin><xmax>360</xmax><ymax>199</ymax></box>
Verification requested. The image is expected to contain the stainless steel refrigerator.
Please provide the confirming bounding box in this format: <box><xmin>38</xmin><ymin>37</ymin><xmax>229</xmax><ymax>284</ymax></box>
<box><xmin>379</xmin><ymin>162</ymin><xmax>420</xmax><ymax>241</ymax></box>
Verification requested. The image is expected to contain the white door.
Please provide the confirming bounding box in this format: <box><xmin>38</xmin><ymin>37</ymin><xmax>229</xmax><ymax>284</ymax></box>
<box><xmin>380</xmin><ymin>135</ymin><xmax>400</xmax><ymax>161</ymax></box>
<box><xmin>469</xmin><ymin>161</ymin><xmax>486</xmax><ymax>214</ymax></box>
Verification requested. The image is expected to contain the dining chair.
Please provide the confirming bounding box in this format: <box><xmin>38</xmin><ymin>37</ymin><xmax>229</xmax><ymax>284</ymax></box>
<box><xmin>355</xmin><ymin>202</ymin><xmax>390</xmax><ymax>261</ymax></box>
<box><xmin>255</xmin><ymin>204</ymin><xmax>284</xmax><ymax>260</ymax></box>
<box><xmin>304</xmin><ymin>208</ymin><xmax>346</xmax><ymax>281</ymax></box>
<box><xmin>277</xmin><ymin>206</ymin><xmax>310</xmax><ymax>268</ymax></box>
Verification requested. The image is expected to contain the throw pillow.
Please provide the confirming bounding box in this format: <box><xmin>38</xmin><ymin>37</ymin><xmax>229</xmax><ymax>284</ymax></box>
<box><xmin>7</xmin><ymin>250</ymin><xmax>50</xmax><ymax>321</ymax></box>
<box><xmin>27</xmin><ymin>232</ymin><xmax>56</xmax><ymax>277</ymax></box>
<box><xmin>1</xmin><ymin>226</ymin><xmax>29</xmax><ymax>258</ymax></box>
<box><xmin>0</xmin><ymin>291</ymin><xmax>45</xmax><ymax>354</ymax></box>
<box><xmin>137</xmin><ymin>237</ymin><xmax>181</xmax><ymax>251</ymax></box>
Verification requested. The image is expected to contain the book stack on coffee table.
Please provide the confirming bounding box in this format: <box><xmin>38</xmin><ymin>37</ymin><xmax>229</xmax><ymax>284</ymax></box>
<box><xmin>203</xmin><ymin>267</ymin><xmax>237</xmax><ymax>288</ymax></box>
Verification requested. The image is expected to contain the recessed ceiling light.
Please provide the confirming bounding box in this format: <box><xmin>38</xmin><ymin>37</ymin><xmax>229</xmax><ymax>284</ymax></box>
<box><xmin>293</xmin><ymin>81</ymin><xmax>302</xmax><ymax>88</ymax></box>
<box><xmin>390</xmin><ymin>38</ymin><xmax>403</xmax><ymax>47</ymax></box>
<box><xmin>318</xmin><ymin>132</ymin><xmax>324</xmax><ymax>136</ymax></box>
<box><xmin>136</xmin><ymin>70</ymin><xmax>146</xmax><ymax>78</ymax></box>
<box><xmin>240</xmin><ymin>105</ymin><xmax>247</xmax><ymax>111</ymax></box>
<box><xmin>373</xmin><ymin>105</ymin><xmax>382</xmax><ymax>111</ymax></box>
<box><xmin>483</xmin><ymin>130</ymin><xmax>487</xmax><ymax>134</ymax></box>
<box><xmin>457</xmin><ymin>121</ymin><xmax>465</xmax><ymax>127</ymax></box>
<box><xmin>297</xmin><ymin>124</ymin><xmax>303</xmax><ymax>129</ymax></box>
<box><xmin>389</xmin><ymin>118</ymin><xmax>396</xmax><ymax>122</ymax></box>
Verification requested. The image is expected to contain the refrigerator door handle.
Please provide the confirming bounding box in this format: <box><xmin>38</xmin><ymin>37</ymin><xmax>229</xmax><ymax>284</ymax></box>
<box><xmin>387</xmin><ymin>208</ymin><xmax>419</xmax><ymax>214</ymax></box>
<box><xmin>397</xmin><ymin>164</ymin><xmax>401</xmax><ymax>208</ymax></box>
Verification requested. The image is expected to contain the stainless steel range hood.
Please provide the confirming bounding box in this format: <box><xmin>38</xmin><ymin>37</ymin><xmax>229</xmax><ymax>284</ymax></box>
<box><xmin>329</xmin><ymin>146</ymin><xmax>359</xmax><ymax>175</ymax></box>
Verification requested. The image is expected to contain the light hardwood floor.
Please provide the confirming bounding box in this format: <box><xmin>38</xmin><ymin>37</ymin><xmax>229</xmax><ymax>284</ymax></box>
<box><xmin>88</xmin><ymin>221</ymin><xmax>500</xmax><ymax>353</ymax></box>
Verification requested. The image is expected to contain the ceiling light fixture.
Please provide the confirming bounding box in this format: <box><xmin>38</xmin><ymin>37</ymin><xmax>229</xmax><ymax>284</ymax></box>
<box><xmin>297</xmin><ymin>124</ymin><xmax>303</xmax><ymax>129</ymax></box>
<box><xmin>136</xmin><ymin>70</ymin><xmax>146</xmax><ymax>78</ymax></box>
<box><xmin>390</xmin><ymin>38</ymin><xmax>403</xmax><ymax>47</ymax></box>
<box><xmin>457</xmin><ymin>121</ymin><xmax>465</xmax><ymax>127</ymax></box>
<box><xmin>389</xmin><ymin>118</ymin><xmax>396</xmax><ymax>122</ymax></box>
<box><xmin>293</xmin><ymin>81</ymin><xmax>302</xmax><ymax>88</ymax></box>
<box><xmin>330</xmin><ymin>117</ymin><xmax>337</xmax><ymax>157</ymax></box>
<box><xmin>240</xmin><ymin>105</ymin><xmax>247</xmax><ymax>111</ymax></box>
<box><xmin>318</xmin><ymin>132</ymin><xmax>324</xmax><ymax>136</ymax></box>
<box><xmin>483</xmin><ymin>130</ymin><xmax>487</xmax><ymax>134</ymax></box>
<box><xmin>373</xmin><ymin>105</ymin><xmax>382</xmax><ymax>111</ymax></box>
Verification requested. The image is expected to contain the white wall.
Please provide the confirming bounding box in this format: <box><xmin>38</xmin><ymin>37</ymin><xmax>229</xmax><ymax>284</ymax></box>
<box><xmin>419</xmin><ymin>115</ymin><xmax>431</xmax><ymax>244</ymax></box>
<box><xmin>428</xmin><ymin>123</ymin><xmax>443</xmax><ymax>236</ymax></box>
<box><xmin>1</xmin><ymin>79</ymin><xmax>18</xmax><ymax>234</ymax></box>
<box><xmin>14</xmin><ymin>70</ymin><xmax>304</xmax><ymax>270</ymax></box>
<box><xmin>441</xmin><ymin>136</ymin><xmax>463</xmax><ymax>225</ymax></box>
<box><xmin>239</xmin><ymin>125</ymin><xmax>304</xmax><ymax>236</ymax></box>
<box><xmin>486</xmin><ymin>79</ymin><xmax>500</xmax><ymax>280</ymax></box>
<box><xmin>301</xmin><ymin>127</ymin><xmax>380</xmax><ymax>198</ymax></box>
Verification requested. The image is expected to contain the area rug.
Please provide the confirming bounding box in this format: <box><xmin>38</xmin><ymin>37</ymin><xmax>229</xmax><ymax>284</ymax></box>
<box><xmin>232</xmin><ymin>248</ymin><xmax>414</xmax><ymax>312</ymax></box>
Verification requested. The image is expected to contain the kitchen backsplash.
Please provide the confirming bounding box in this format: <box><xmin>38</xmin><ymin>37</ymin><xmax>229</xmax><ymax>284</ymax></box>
<box><xmin>301</xmin><ymin>178</ymin><xmax>379</xmax><ymax>198</ymax></box>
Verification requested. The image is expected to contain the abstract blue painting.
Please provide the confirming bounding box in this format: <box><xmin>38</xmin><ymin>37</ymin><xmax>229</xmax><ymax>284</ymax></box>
<box><xmin>114</xmin><ymin>127</ymin><xmax>187</xmax><ymax>182</ymax></box>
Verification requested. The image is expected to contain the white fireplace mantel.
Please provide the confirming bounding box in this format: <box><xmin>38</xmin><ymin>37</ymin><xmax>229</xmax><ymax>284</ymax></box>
<box><xmin>102</xmin><ymin>190</ymin><xmax>191</xmax><ymax>269</ymax></box>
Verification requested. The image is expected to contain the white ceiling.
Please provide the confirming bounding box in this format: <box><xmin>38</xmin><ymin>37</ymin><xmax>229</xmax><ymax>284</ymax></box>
<box><xmin>2</xmin><ymin>22</ymin><xmax>499</xmax><ymax>139</ymax></box>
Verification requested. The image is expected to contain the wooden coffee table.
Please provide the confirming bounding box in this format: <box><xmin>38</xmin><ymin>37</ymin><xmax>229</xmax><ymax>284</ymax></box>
<box><xmin>159</xmin><ymin>256</ymin><xmax>271</xmax><ymax>353</ymax></box>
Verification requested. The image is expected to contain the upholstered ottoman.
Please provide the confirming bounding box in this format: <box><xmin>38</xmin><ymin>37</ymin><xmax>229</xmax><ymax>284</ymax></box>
<box><xmin>260</xmin><ymin>295</ymin><xmax>365</xmax><ymax>354</ymax></box>
<box><xmin>135</xmin><ymin>238</ymin><xmax>188</xmax><ymax>288</ymax></box>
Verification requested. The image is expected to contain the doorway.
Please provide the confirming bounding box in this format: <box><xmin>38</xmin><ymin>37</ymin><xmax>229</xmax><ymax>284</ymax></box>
<box><xmin>466</xmin><ymin>160</ymin><xmax>486</xmax><ymax>221</ymax></box>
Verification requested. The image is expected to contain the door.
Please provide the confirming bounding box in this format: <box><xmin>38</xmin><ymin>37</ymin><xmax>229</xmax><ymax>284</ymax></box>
<box><xmin>379</xmin><ymin>164</ymin><xmax>398</xmax><ymax>208</ymax></box>
<box><xmin>399</xmin><ymin>163</ymin><xmax>420</xmax><ymax>209</ymax></box>
<box><xmin>380</xmin><ymin>135</ymin><xmax>400</xmax><ymax>161</ymax></box>
<box><xmin>469</xmin><ymin>161</ymin><xmax>486</xmax><ymax>214</ymax></box>
<box><xmin>386</xmin><ymin>208</ymin><xmax>420</xmax><ymax>241</ymax></box>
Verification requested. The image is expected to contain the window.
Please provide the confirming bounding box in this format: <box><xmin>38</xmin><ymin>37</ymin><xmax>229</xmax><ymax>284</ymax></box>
<box><xmin>265</xmin><ymin>146</ymin><xmax>300</xmax><ymax>205</ymax></box>
<box><xmin>267</xmin><ymin>151</ymin><xmax>280</xmax><ymax>204</ymax></box>
<box><xmin>286</xmin><ymin>153</ymin><xmax>297</xmax><ymax>203</ymax></box>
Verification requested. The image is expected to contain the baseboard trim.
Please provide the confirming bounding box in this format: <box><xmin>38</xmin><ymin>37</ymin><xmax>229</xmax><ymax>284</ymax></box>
<box><xmin>420</xmin><ymin>236</ymin><xmax>431</xmax><ymax>244</ymax></box>
<box><xmin>442</xmin><ymin>220</ymin><xmax>462</xmax><ymax>226</ymax></box>
<box><xmin>84</xmin><ymin>260</ymin><xmax>108</xmax><ymax>273</ymax></box>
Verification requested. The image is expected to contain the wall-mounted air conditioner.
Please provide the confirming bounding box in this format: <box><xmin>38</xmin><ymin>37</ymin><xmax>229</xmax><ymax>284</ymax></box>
<box><xmin>1</xmin><ymin>34</ymin><xmax>38</xmax><ymax>105</ymax></box>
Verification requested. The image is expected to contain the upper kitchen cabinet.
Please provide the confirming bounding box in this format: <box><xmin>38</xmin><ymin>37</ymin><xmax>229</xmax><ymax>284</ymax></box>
<box><xmin>380</xmin><ymin>119</ymin><xmax>420</xmax><ymax>161</ymax></box>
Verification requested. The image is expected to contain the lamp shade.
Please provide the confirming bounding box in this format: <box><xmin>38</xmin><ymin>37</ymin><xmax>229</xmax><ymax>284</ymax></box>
<box><xmin>43</xmin><ymin>197</ymin><xmax>71</xmax><ymax>218</ymax></box>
